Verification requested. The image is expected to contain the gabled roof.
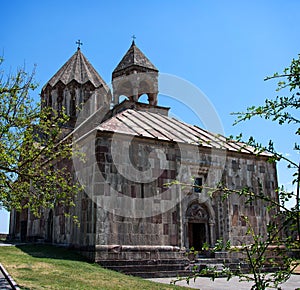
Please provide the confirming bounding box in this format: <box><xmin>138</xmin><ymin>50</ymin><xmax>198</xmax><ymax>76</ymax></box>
<box><xmin>96</xmin><ymin>108</ymin><xmax>270</xmax><ymax>156</ymax></box>
<box><xmin>113</xmin><ymin>41</ymin><xmax>158</xmax><ymax>75</ymax></box>
<box><xmin>42</xmin><ymin>48</ymin><xmax>107</xmax><ymax>90</ymax></box>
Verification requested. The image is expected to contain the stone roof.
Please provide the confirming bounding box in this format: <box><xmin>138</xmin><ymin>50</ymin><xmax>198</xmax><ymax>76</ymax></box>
<box><xmin>112</xmin><ymin>41</ymin><xmax>158</xmax><ymax>76</ymax></box>
<box><xmin>42</xmin><ymin>48</ymin><xmax>107</xmax><ymax>90</ymax></box>
<box><xmin>97</xmin><ymin>108</ymin><xmax>271</xmax><ymax>156</ymax></box>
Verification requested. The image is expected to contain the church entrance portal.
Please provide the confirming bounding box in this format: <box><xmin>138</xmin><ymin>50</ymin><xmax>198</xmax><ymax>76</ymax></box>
<box><xmin>188</xmin><ymin>222</ymin><xmax>206</xmax><ymax>251</ymax></box>
<box><xmin>185</xmin><ymin>202</ymin><xmax>213</xmax><ymax>251</ymax></box>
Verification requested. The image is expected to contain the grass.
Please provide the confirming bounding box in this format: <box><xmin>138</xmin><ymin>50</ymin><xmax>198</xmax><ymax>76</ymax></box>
<box><xmin>0</xmin><ymin>244</ymin><xmax>190</xmax><ymax>290</ymax></box>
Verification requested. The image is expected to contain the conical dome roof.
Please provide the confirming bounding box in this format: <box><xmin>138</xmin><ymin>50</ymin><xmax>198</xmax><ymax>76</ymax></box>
<box><xmin>112</xmin><ymin>41</ymin><xmax>158</xmax><ymax>77</ymax></box>
<box><xmin>42</xmin><ymin>48</ymin><xmax>107</xmax><ymax>90</ymax></box>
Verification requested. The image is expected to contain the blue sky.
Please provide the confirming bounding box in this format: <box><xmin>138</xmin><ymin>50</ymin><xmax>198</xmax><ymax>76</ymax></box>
<box><xmin>1</xmin><ymin>0</ymin><xmax>299</xmax><ymax>233</ymax></box>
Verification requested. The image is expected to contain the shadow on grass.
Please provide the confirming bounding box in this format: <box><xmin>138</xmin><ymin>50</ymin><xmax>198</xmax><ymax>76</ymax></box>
<box><xmin>15</xmin><ymin>244</ymin><xmax>89</xmax><ymax>262</ymax></box>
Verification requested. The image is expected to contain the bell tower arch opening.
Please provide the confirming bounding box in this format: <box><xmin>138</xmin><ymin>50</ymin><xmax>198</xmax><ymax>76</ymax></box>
<box><xmin>112</xmin><ymin>40</ymin><xmax>159</xmax><ymax>106</ymax></box>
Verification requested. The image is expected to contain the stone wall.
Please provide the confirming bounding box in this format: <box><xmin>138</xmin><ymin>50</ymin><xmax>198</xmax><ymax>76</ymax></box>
<box><xmin>88</xmin><ymin>132</ymin><xmax>278</xmax><ymax>255</ymax></box>
<box><xmin>9</xmin><ymin>128</ymin><xmax>278</xmax><ymax>262</ymax></box>
<box><xmin>224</xmin><ymin>153</ymin><xmax>278</xmax><ymax>245</ymax></box>
<box><xmin>92</xmin><ymin>134</ymin><xmax>181</xmax><ymax>250</ymax></box>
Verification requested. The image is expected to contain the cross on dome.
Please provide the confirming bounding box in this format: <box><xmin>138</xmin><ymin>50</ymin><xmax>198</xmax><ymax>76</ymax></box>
<box><xmin>76</xmin><ymin>39</ymin><xmax>83</xmax><ymax>50</ymax></box>
<box><xmin>131</xmin><ymin>35</ymin><xmax>136</xmax><ymax>44</ymax></box>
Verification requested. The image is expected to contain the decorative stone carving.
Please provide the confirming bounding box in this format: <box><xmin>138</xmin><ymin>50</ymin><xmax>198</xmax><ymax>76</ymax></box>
<box><xmin>186</xmin><ymin>204</ymin><xmax>208</xmax><ymax>220</ymax></box>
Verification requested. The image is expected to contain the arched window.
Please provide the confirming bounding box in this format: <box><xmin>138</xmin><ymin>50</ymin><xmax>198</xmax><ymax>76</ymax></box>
<box><xmin>48</xmin><ymin>94</ymin><xmax>52</xmax><ymax>107</ymax></box>
<box><xmin>57</xmin><ymin>87</ymin><xmax>63</xmax><ymax>113</ymax></box>
<box><xmin>70</xmin><ymin>96</ymin><xmax>76</xmax><ymax>118</ymax></box>
<box><xmin>194</xmin><ymin>177</ymin><xmax>203</xmax><ymax>193</ymax></box>
<box><xmin>138</xmin><ymin>94</ymin><xmax>149</xmax><ymax>104</ymax></box>
<box><xmin>119</xmin><ymin>95</ymin><xmax>129</xmax><ymax>103</ymax></box>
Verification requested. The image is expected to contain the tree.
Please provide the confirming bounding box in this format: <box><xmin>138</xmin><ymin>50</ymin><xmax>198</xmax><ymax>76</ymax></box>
<box><xmin>232</xmin><ymin>54</ymin><xmax>300</xmax><ymax>240</ymax></box>
<box><xmin>0</xmin><ymin>58</ymin><xmax>82</xmax><ymax>217</ymax></box>
<box><xmin>226</xmin><ymin>54</ymin><xmax>300</xmax><ymax>289</ymax></box>
<box><xmin>174</xmin><ymin>55</ymin><xmax>300</xmax><ymax>289</ymax></box>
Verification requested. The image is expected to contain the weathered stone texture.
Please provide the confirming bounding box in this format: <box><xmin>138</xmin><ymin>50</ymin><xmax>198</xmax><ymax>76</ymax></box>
<box><xmin>9</xmin><ymin>43</ymin><xmax>279</xmax><ymax>269</ymax></box>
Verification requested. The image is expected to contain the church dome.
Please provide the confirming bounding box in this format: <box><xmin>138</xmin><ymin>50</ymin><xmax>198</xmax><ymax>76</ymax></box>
<box><xmin>42</xmin><ymin>47</ymin><xmax>107</xmax><ymax>91</ymax></box>
<box><xmin>41</xmin><ymin>47</ymin><xmax>111</xmax><ymax>123</ymax></box>
<box><xmin>112</xmin><ymin>41</ymin><xmax>159</xmax><ymax>106</ymax></box>
<box><xmin>112</xmin><ymin>40</ymin><xmax>158</xmax><ymax>78</ymax></box>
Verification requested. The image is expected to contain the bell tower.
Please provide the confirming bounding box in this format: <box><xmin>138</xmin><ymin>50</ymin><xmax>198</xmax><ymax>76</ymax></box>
<box><xmin>112</xmin><ymin>40</ymin><xmax>159</xmax><ymax>106</ymax></box>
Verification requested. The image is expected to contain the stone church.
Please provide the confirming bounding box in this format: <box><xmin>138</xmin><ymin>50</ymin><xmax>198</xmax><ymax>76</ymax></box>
<box><xmin>9</xmin><ymin>41</ymin><xmax>278</xmax><ymax>276</ymax></box>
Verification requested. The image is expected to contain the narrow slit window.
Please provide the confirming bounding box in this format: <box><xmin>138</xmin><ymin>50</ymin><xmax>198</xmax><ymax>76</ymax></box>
<box><xmin>194</xmin><ymin>177</ymin><xmax>203</xmax><ymax>193</ymax></box>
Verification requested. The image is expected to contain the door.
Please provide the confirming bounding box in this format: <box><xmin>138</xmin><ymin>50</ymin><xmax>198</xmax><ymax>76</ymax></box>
<box><xmin>188</xmin><ymin>222</ymin><xmax>206</xmax><ymax>251</ymax></box>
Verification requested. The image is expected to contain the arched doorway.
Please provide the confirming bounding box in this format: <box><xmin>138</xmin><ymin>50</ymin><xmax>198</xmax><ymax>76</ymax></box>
<box><xmin>186</xmin><ymin>203</ymin><xmax>211</xmax><ymax>251</ymax></box>
<box><xmin>188</xmin><ymin>222</ymin><xmax>206</xmax><ymax>251</ymax></box>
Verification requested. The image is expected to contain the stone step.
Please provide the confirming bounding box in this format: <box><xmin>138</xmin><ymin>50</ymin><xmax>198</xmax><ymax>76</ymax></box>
<box><xmin>105</xmin><ymin>263</ymin><xmax>189</xmax><ymax>273</ymax></box>
<box><xmin>99</xmin><ymin>257</ymin><xmax>283</xmax><ymax>278</ymax></box>
<box><xmin>98</xmin><ymin>259</ymin><xmax>189</xmax><ymax>267</ymax></box>
<box><xmin>194</xmin><ymin>257</ymin><xmax>231</xmax><ymax>263</ymax></box>
<box><xmin>99</xmin><ymin>259</ymin><xmax>191</xmax><ymax>278</ymax></box>
<box><xmin>123</xmin><ymin>270</ymin><xmax>190</xmax><ymax>278</ymax></box>
<box><xmin>192</xmin><ymin>259</ymin><xmax>283</xmax><ymax>274</ymax></box>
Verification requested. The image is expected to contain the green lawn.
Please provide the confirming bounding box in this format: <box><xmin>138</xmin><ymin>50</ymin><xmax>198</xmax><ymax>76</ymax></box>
<box><xmin>0</xmin><ymin>244</ymin><xmax>190</xmax><ymax>290</ymax></box>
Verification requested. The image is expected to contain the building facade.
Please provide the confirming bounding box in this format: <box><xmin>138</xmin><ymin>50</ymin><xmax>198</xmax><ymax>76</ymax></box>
<box><xmin>9</xmin><ymin>41</ymin><xmax>278</xmax><ymax>274</ymax></box>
